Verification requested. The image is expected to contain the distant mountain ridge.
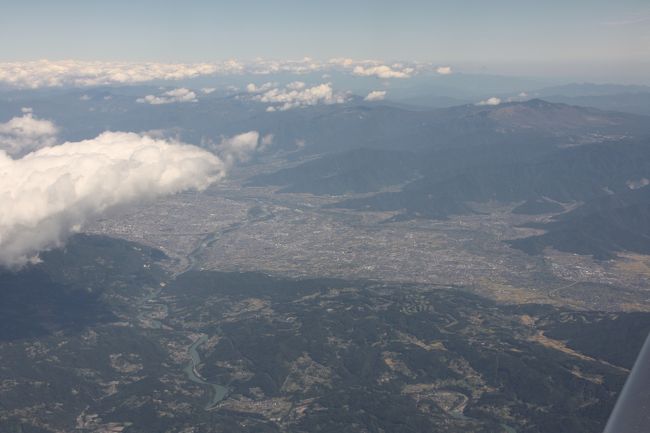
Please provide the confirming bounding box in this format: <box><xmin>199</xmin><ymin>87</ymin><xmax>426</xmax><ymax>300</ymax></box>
<box><xmin>251</xmin><ymin>100</ymin><xmax>650</xmax><ymax>196</ymax></box>
<box><xmin>535</xmin><ymin>83</ymin><xmax>650</xmax><ymax>98</ymax></box>
<box><xmin>530</xmin><ymin>83</ymin><xmax>650</xmax><ymax>116</ymax></box>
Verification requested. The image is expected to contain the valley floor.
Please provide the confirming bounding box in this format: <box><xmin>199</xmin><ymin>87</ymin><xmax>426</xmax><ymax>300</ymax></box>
<box><xmin>87</xmin><ymin>161</ymin><xmax>650</xmax><ymax>313</ymax></box>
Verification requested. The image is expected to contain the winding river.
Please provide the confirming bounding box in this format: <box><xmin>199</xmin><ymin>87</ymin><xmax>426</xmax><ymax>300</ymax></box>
<box><xmin>183</xmin><ymin>334</ymin><xmax>229</xmax><ymax>409</ymax></box>
<box><xmin>137</xmin><ymin>205</ymin><xmax>270</xmax><ymax>410</ymax></box>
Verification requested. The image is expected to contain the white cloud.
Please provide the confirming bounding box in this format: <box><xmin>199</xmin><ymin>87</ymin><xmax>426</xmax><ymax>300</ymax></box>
<box><xmin>328</xmin><ymin>58</ymin><xmax>356</xmax><ymax>67</ymax></box>
<box><xmin>0</xmin><ymin>131</ymin><xmax>226</xmax><ymax>268</ymax></box>
<box><xmin>246</xmin><ymin>82</ymin><xmax>275</xmax><ymax>93</ymax></box>
<box><xmin>286</xmin><ymin>81</ymin><xmax>306</xmax><ymax>90</ymax></box>
<box><xmin>137</xmin><ymin>88</ymin><xmax>197</xmax><ymax>105</ymax></box>
<box><xmin>237</xmin><ymin>57</ymin><xmax>417</xmax><ymax>80</ymax></box>
<box><xmin>221</xmin><ymin>59</ymin><xmax>245</xmax><ymax>74</ymax></box>
<box><xmin>0</xmin><ymin>59</ymin><xmax>437</xmax><ymax>89</ymax></box>
<box><xmin>261</xmin><ymin>133</ymin><xmax>274</xmax><ymax>147</ymax></box>
<box><xmin>0</xmin><ymin>110</ymin><xmax>58</xmax><ymax>156</ymax></box>
<box><xmin>330</xmin><ymin>59</ymin><xmax>445</xmax><ymax>78</ymax></box>
<box><xmin>352</xmin><ymin>65</ymin><xmax>413</xmax><ymax>79</ymax></box>
<box><xmin>364</xmin><ymin>90</ymin><xmax>387</xmax><ymax>101</ymax></box>
<box><xmin>0</xmin><ymin>60</ymin><xmax>221</xmax><ymax>88</ymax></box>
<box><xmin>247</xmin><ymin>57</ymin><xmax>322</xmax><ymax>75</ymax></box>
<box><xmin>476</xmin><ymin>97</ymin><xmax>502</xmax><ymax>106</ymax></box>
<box><xmin>201</xmin><ymin>131</ymin><xmax>266</xmax><ymax>166</ymax></box>
<box><xmin>252</xmin><ymin>83</ymin><xmax>347</xmax><ymax>111</ymax></box>
<box><xmin>217</xmin><ymin>131</ymin><xmax>261</xmax><ymax>164</ymax></box>
<box><xmin>201</xmin><ymin>87</ymin><xmax>216</xmax><ymax>94</ymax></box>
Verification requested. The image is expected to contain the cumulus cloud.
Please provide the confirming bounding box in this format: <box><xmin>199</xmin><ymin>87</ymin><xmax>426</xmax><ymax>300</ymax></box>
<box><xmin>364</xmin><ymin>90</ymin><xmax>387</xmax><ymax>101</ymax></box>
<box><xmin>352</xmin><ymin>64</ymin><xmax>414</xmax><ymax>79</ymax></box>
<box><xmin>476</xmin><ymin>97</ymin><xmax>502</xmax><ymax>106</ymax></box>
<box><xmin>0</xmin><ymin>131</ymin><xmax>229</xmax><ymax>268</ymax></box>
<box><xmin>436</xmin><ymin>66</ymin><xmax>453</xmax><ymax>75</ymax></box>
<box><xmin>201</xmin><ymin>131</ymin><xmax>268</xmax><ymax>166</ymax></box>
<box><xmin>329</xmin><ymin>57</ymin><xmax>357</xmax><ymax>67</ymax></box>
<box><xmin>251</xmin><ymin>82</ymin><xmax>347</xmax><ymax>111</ymax></box>
<box><xmin>246</xmin><ymin>82</ymin><xmax>276</xmax><ymax>93</ymax></box>
<box><xmin>217</xmin><ymin>131</ymin><xmax>262</xmax><ymax>164</ymax></box>
<box><xmin>0</xmin><ymin>109</ymin><xmax>58</xmax><ymax>156</ymax></box>
<box><xmin>286</xmin><ymin>81</ymin><xmax>306</xmax><ymax>90</ymax></box>
<box><xmin>137</xmin><ymin>88</ymin><xmax>197</xmax><ymax>105</ymax></box>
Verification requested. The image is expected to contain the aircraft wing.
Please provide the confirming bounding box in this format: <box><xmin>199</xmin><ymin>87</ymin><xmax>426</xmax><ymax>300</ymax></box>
<box><xmin>603</xmin><ymin>333</ymin><xmax>650</xmax><ymax>433</ymax></box>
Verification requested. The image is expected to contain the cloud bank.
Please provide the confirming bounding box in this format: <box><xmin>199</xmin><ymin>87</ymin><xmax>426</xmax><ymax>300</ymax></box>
<box><xmin>0</xmin><ymin>131</ymin><xmax>232</xmax><ymax>268</ymax></box>
<box><xmin>137</xmin><ymin>88</ymin><xmax>198</xmax><ymax>105</ymax></box>
<box><xmin>0</xmin><ymin>59</ymin><xmax>454</xmax><ymax>89</ymax></box>
<box><xmin>246</xmin><ymin>57</ymin><xmax>323</xmax><ymax>75</ymax></box>
<box><xmin>0</xmin><ymin>60</ymin><xmax>223</xmax><ymax>88</ymax></box>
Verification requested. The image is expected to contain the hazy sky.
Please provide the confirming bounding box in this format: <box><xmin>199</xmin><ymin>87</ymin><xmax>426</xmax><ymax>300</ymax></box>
<box><xmin>1</xmin><ymin>0</ymin><xmax>649</xmax><ymax>81</ymax></box>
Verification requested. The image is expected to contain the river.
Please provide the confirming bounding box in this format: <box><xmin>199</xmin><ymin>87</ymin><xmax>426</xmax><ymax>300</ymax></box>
<box><xmin>183</xmin><ymin>334</ymin><xmax>229</xmax><ymax>409</ymax></box>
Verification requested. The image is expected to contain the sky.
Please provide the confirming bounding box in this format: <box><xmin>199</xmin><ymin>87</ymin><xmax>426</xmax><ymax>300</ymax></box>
<box><xmin>1</xmin><ymin>0</ymin><xmax>649</xmax><ymax>82</ymax></box>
